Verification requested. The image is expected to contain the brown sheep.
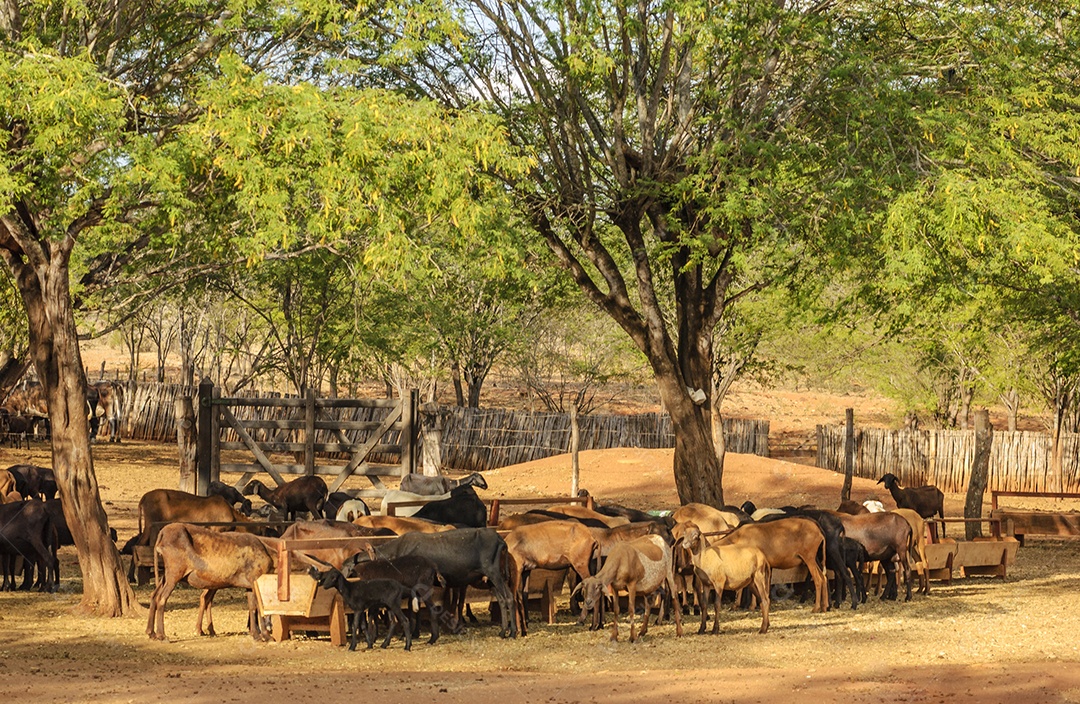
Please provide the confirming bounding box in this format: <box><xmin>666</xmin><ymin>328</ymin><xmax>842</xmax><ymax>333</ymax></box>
<box><xmin>145</xmin><ymin>523</ymin><xmax>276</xmax><ymax>641</ymax></box>
<box><xmin>677</xmin><ymin>522</ymin><xmax>771</xmax><ymax>634</ymax></box>
<box><xmin>574</xmin><ymin>534</ymin><xmax>683</xmax><ymax>642</ymax></box>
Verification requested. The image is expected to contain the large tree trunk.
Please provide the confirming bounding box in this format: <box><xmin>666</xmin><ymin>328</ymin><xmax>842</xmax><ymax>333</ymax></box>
<box><xmin>2</xmin><ymin>225</ymin><xmax>140</xmax><ymax>617</ymax></box>
<box><xmin>964</xmin><ymin>409</ymin><xmax>993</xmax><ymax>540</ymax></box>
<box><xmin>657</xmin><ymin>373</ymin><xmax>724</xmax><ymax>506</ymax></box>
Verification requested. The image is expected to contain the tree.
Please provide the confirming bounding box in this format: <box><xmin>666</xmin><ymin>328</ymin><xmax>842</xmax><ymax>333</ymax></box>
<box><xmin>0</xmin><ymin>2</ymin><xmax>521</xmax><ymax>615</ymax></box>
<box><xmin>382</xmin><ymin>0</ymin><xmax>925</xmax><ymax>503</ymax></box>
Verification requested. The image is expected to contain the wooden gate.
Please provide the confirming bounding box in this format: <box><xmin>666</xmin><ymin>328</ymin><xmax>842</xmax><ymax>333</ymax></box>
<box><xmin>195</xmin><ymin>381</ymin><xmax>419</xmax><ymax>499</ymax></box>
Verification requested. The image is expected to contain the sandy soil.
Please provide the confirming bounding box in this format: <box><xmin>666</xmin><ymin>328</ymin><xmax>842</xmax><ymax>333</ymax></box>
<box><xmin>2</xmin><ymin>440</ymin><xmax>1080</xmax><ymax>703</ymax></box>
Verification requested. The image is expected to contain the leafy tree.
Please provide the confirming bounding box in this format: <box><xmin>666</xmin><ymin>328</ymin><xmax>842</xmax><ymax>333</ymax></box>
<box><xmin>377</xmin><ymin>0</ymin><xmax>926</xmax><ymax>503</ymax></box>
<box><xmin>0</xmin><ymin>2</ymin><xmax>521</xmax><ymax>615</ymax></box>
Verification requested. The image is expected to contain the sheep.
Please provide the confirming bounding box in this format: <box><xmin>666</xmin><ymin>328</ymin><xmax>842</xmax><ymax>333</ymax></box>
<box><xmin>837</xmin><ymin>499</ymin><xmax>870</xmax><ymax>515</ymax></box>
<box><xmin>243</xmin><ymin>476</ymin><xmax>328</xmax><ymax>521</ymax></box>
<box><xmin>573</xmin><ymin>534</ymin><xmax>683</xmax><ymax>642</ymax></box>
<box><xmin>335</xmin><ymin>499</ymin><xmax>372</xmax><ymax>522</ymax></box>
<box><xmin>671</xmin><ymin>503</ymin><xmax>741</xmax><ymax>534</ymax></box>
<box><xmin>832</xmin><ymin>510</ymin><xmax>914</xmax><ymax>601</ymax></box>
<box><xmin>863</xmin><ymin>500</ymin><xmax>886</xmax><ymax>513</ymax></box>
<box><xmin>399</xmin><ymin>471</ymin><xmax>488</xmax><ymax>496</ymax></box>
<box><xmin>877</xmin><ymin>473</ymin><xmax>945</xmax><ymax>535</ymax></box>
<box><xmin>308</xmin><ymin>566</ymin><xmax>414</xmax><ymax>651</ymax></box>
<box><xmin>145</xmin><ymin>522</ymin><xmax>276</xmax><ymax>641</ymax></box>
<box><xmin>362</xmin><ymin>527</ymin><xmax>517</xmax><ymax>638</ymax></box>
<box><xmin>544</xmin><ymin>505</ymin><xmax>629</xmax><ymax>528</ymax></box>
<box><xmin>412</xmin><ymin>484</ymin><xmax>487</xmax><ymax>528</ymax></box>
<box><xmin>278</xmin><ymin>519</ymin><xmax>394</xmax><ymax>570</ymax></box>
<box><xmin>342</xmin><ymin>553</ymin><xmax>448</xmax><ymax>644</ymax></box>
<box><xmin>504</xmin><ymin>520</ymin><xmax>600</xmax><ymax>635</ymax></box>
<box><xmin>892</xmin><ymin>508</ymin><xmax>930</xmax><ymax>596</ymax></box>
<box><xmin>709</xmin><ymin>517</ymin><xmax>830</xmax><ymax>613</ymax></box>
<box><xmin>0</xmin><ymin>500</ymin><xmax>59</xmax><ymax>592</ymax></box>
<box><xmin>324</xmin><ymin>491</ymin><xmax>370</xmax><ymax>520</ymax></box>
<box><xmin>207</xmin><ymin>480</ymin><xmax>253</xmax><ymax>516</ymax></box>
<box><xmin>352</xmin><ymin>515</ymin><xmax>456</xmax><ymax>535</ymax></box>
<box><xmin>676</xmin><ymin>521</ymin><xmax>771</xmax><ymax>634</ymax></box>
<box><xmin>380</xmin><ymin>488</ymin><xmax>450</xmax><ymax>517</ymax></box>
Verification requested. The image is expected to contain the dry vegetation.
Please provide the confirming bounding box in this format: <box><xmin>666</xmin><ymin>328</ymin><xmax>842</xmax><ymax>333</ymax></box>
<box><xmin>2</xmin><ymin>436</ymin><xmax>1080</xmax><ymax>702</ymax></box>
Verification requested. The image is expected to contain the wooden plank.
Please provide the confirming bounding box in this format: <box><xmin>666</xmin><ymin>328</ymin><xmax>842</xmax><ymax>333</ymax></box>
<box><xmin>219</xmin><ymin>441</ymin><xmax>400</xmax><ymax>455</ymax></box>
<box><xmin>219</xmin><ymin>406</ymin><xmax>288</xmax><ymax>487</ymax></box>
<box><xmin>329</xmin><ymin>405</ymin><xmax>404</xmax><ymax>493</ymax></box>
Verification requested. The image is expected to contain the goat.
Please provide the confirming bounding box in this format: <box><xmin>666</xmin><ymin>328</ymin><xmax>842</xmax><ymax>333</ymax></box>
<box><xmin>504</xmin><ymin>520</ymin><xmax>599</xmax><ymax>636</ymax></box>
<box><xmin>145</xmin><ymin>522</ymin><xmax>276</xmax><ymax>641</ymax></box>
<box><xmin>353</xmin><ymin>515</ymin><xmax>455</xmax><ymax>535</ymax></box>
<box><xmin>708</xmin><ymin>517</ymin><xmax>830</xmax><ymax>613</ymax></box>
<box><xmin>523</xmin><ymin>509</ymin><xmax>611</xmax><ymax>530</ymax></box>
<box><xmin>243</xmin><ymin>476</ymin><xmax>328</xmax><ymax>521</ymax></box>
<box><xmin>0</xmin><ymin>469</ymin><xmax>14</xmax><ymax>498</ymax></box>
<box><xmin>677</xmin><ymin>522</ymin><xmax>771</xmax><ymax>634</ymax></box>
<box><xmin>840</xmin><ymin>536</ymin><xmax>870</xmax><ymax>606</ymax></box>
<box><xmin>591</xmin><ymin>502</ymin><xmax>664</xmax><ymax>525</ymax></box>
<box><xmin>43</xmin><ymin>499</ymin><xmax>118</xmax><ymax>547</ymax></box>
<box><xmin>3</xmin><ymin>414</ymin><xmax>36</xmax><ymax>449</ymax></box>
<box><xmin>399</xmin><ymin>471</ymin><xmax>488</xmax><ymax>496</ymax></box>
<box><xmin>878</xmin><ymin>473</ymin><xmax>945</xmax><ymax>535</ymax></box>
<box><xmin>361</xmin><ymin>528</ymin><xmax>517</xmax><ymax>638</ymax></box>
<box><xmin>832</xmin><ymin>510</ymin><xmax>914</xmax><ymax>601</ymax></box>
<box><xmin>309</xmin><ymin>566</ymin><xmax>414</xmax><ymax>651</ymax></box>
<box><xmin>342</xmin><ymin>553</ymin><xmax>448</xmax><ymax>645</ymax></box>
<box><xmin>412</xmin><ymin>484</ymin><xmax>487</xmax><ymax>528</ymax></box>
<box><xmin>0</xmin><ymin>500</ymin><xmax>59</xmax><ymax>592</ymax></box>
<box><xmin>573</xmin><ymin>535</ymin><xmax>682</xmax><ymax>642</ymax></box>
<box><xmin>335</xmin><ymin>499</ymin><xmax>372</xmax><ymax>523</ymax></box>
<box><xmin>380</xmin><ymin>488</ymin><xmax>450</xmax><ymax>517</ymax></box>
<box><xmin>207</xmin><ymin>481</ymin><xmax>253</xmax><ymax>516</ymax></box>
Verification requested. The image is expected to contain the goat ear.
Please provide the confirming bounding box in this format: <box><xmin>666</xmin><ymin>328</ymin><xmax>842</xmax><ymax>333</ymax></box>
<box><xmin>570</xmin><ymin>582</ymin><xmax>583</xmax><ymax>598</ymax></box>
<box><xmin>605</xmin><ymin>584</ymin><xmax>616</xmax><ymax>598</ymax></box>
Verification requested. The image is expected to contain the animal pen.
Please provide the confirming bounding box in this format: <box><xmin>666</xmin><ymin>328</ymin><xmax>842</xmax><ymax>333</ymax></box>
<box><xmin>192</xmin><ymin>380</ymin><xmax>420</xmax><ymax>499</ymax></box>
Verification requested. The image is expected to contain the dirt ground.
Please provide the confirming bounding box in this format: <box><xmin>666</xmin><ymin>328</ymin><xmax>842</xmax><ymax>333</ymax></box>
<box><xmin>2</xmin><ymin>439</ymin><xmax>1080</xmax><ymax>703</ymax></box>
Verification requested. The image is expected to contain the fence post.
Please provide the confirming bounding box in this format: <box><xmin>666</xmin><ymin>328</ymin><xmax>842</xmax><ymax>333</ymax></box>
<box><xmin>421</xmin><ymin>403</ymin><xmax>443</xmax><ymax>477</ymax></box>
<box><xmin>965</xmin><ymin>409</ymin><xmax>993</xmax><ymax>540</ymax></box>
<box><xmin>841</xmin><ymin>408</ymin><xmax>855</xmax><ymax>502</ymax></box>
<box><xmin>570</xmin><ymin>404</ymin><xmax>581</xmax><ymax>496</ymax></box>
<box><xmin>177</xmin><ymin>396</ymin><xmax>197</xmax><ymax>493</ymax></box>
<box><xmin>401</xmin><ymin>389</ymin><xmax>419</xmax><ymax>476</ymax></box>
<box><xmin>196</xmin><ymin>378</ymin><xmax>213</xmax><ymax>496</ymax></box>
<box><xmin>304</xmin><ymin>386</ymin><xmax>316</xmax><ymax>477</ymax></box>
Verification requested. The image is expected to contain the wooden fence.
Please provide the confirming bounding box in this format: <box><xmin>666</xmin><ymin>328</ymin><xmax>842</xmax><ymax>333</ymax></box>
<box><xmin>112</xmin><ymin>382</ymin><xmax>770</xmax><ymax>472</ymax></box>
<box><xmin>816</xmin><ymin>425</ymin><xmax>1080</xmax><ymax>494</ymax></box>
<box><xmin>438</xmin><ymin>408</ymin><xmax>770</xmax><ymax>472</ymax></box>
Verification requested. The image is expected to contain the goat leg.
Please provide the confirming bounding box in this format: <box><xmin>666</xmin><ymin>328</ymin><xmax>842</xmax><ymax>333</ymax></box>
<box><xmin>197</xmin><ymin>588</ymin><xmax>217</xmax><ymax>636</ymax></box>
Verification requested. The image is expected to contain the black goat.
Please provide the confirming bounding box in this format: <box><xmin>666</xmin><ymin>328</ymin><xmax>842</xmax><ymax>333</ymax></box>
<box><xmin>524</xmin><ymin>509</ymin><xmax>611</xmax><ymax>530</ymax></box>
<box><xmin>208</xmin><ymin>481</ymin><xmax>253</xmax><ymax>516</ymax></box>
<box><xmin>412</xmin><ymin>484</ymin><xmax>486</xmax><ymax>528</ymax></box>
<box><xmin>43</xmin><ymin>499</ymin><xmax>118</xmax><ymax>547</ymax></box>
<box><xmin>786</xmin><ymin>508</ymin><xmax>859</xmax><ymax>610</ymax></box>
<box><xmin>0</xmin><ymin>500</ymin><xmax>59</xmax><ymax>592</ymax></box>
<box><xmin>243</xmin><ymin>476</ymin><xmax>327</xmax><ymax>521</ymax></box>
<box><xmin>878</xmin><ymin>473</ymin><xmax>945</xmax><ymax>535</ymax></box>
<box><xmin>361</xmin><ymin>527</ymin><xmax>516</xmax><ymax>638</ymax></box>
<box><xmin>342</xmin><ymin>553</ymin><xmax>448</xmax><ymax>644</ymax></box>
<box><xmin>309</xmin><ymin>566</ymin><xmax>414</xmax><ymax>651</ymax></box>
<box><xmin>840</xmin><ymin>536</ymin><xmax>869</xmax><ymax>607</ymax></box>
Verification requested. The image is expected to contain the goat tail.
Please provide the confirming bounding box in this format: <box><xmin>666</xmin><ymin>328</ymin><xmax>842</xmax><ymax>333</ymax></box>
<box><xmin>411</xmin><ymin>586</ymin><xmax>421</xmax><ymax>612</ymax></box>
<box><xmin>435</xmin><ymin>570</ymin><xmax>447</xmax><ymax>590</ymax></box>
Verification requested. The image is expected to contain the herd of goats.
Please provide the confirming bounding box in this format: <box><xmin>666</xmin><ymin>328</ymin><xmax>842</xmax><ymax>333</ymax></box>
<box><xmin>0</xmin><ymin>462</ymin><xmax>949</xmax><ymax>651</ymax></box>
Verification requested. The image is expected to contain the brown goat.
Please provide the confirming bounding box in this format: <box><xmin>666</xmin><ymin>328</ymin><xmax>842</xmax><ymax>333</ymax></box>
<box><xmin>243</xmin><ymin>476</ymin><xmax>328</xmax><ymax>521</ymax></box>
<box><xmin>497</xmin><ymin>512</ymin><xmax>557</xmax><ymax>530</ymax></box>
<box><xmin>705</xmin><ymin>517</ymin><xmax>829</xmax><ymax>613</ymax></box>
<box><xmin>877</xmin><ymin>473</ymin><xmax>945</xmax><ymax>534</ymax></box>
<box><xmin>832</xmin><ymin>510</ymin><xmax>914</xmax><ymax>601</ymax></box>
<box><xmin>573</xmin><ymin>535</ymin><xmax>683</xmax><ymax>642</ymax></box>
<box><xmin>146</xmin><ymin>523</ymin><xmax>276</xmax><ymax>641</ymax></box>
<box><xmin>353</xmin><ymin>515</ymin><xmax>456</xmax><ymax>535</ymax></box>
<box><xmin>505</xmin><ymin>520</ymin><xmax>599</xmax><ymax>636</ymax></box>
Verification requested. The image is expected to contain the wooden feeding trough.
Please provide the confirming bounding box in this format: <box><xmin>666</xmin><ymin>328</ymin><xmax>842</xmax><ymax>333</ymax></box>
<box><xmin>989</xmin><ymin>491</ymin><xmax>1080</xmax><ymax>545</ymax></box>
<box><xmin>254</xmin><ymin>573</ymin><xmax>348</xmax><ymax>645</ymax></box>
